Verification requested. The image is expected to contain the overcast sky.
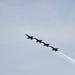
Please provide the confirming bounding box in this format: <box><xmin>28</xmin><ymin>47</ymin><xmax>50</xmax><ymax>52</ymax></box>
<box><xmin>0</xmin><ymin>0</ymin><xmax>75</xmax><ymax>75</ymax></box>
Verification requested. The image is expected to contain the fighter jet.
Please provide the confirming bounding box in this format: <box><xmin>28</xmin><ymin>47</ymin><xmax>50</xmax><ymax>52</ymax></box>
<box><xmin>25</xmin><ymin>34</ymin><xmax>34</xmax><ymax>40</ymax></box>
<box><xmin>42</xmin><ymin>42</ymin><xmax>50</xmax><ymax>47</ymax></box>
<box><xmin>34</xmin><ymin>38</ymin><xmax>42</xmax><ymax>43</ymax></box>
<box><xmin>50</xmin><ymin>46</ymin><xmax>58</xmax><ymax>52</ymax></box>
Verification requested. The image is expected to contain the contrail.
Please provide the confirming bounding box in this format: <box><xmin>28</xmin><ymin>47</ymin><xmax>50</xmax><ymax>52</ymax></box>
<box><xmin>46</xmin><ymin>47</ymin><xmax>75</xmax><ymax>63</ymax></box>
<box><xmin>57</xmin><ymin>51</ymin><xmax>75</xmax><ymax>63</ymax></box>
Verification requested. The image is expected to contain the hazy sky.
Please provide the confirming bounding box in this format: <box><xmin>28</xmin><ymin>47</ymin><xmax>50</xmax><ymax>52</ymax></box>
<box><xmin>0</xmin><ymin>0</ymin><xmax>75</xmax><ymax>75</ymax></box>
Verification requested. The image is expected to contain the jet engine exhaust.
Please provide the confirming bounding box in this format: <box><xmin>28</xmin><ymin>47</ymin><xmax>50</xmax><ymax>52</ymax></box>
<box><xmin>57</xmin><ymin>51</ymin><xmax>75</xmax><ymax>63</ymax></box>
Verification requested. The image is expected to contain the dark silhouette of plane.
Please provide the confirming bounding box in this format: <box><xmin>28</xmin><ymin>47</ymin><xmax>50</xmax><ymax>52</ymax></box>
<box><xmin>50</xmin><ymin>46</ymin><xmax>58</xmax><ymax>52</ymax></box>
<box><xmin>25</xmin><ymin>34</ymin><xmax>34</xmax><ymax>40</ymax></box>
<box><xmin>42</xmin><ymin>42</ymin><xmax>50</xmax><ymax>47</ymax></box>
<box><xmin>34</xmin><ymin>38</ymin><xmax>42</xmax><ymax>43</ymax></box>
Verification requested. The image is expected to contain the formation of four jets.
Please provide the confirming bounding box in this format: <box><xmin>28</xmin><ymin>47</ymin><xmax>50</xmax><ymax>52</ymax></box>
<box><xmin>25</xmin><ymin>34</ymin><xmax>58</xmax><ymax>52</ymax></box>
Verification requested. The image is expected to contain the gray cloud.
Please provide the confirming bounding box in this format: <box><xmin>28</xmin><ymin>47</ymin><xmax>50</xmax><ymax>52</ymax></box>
<box><xmin>0</xmin><ymin>0</ymin><xmax>75</xmax><ymax>75</ymax></box>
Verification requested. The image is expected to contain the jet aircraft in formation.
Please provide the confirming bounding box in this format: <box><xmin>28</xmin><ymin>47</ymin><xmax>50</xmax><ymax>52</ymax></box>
<box><xmin>25</xmin><ymin>34</ymin><xmax>34</xmax><ymax>40</ymax></box>
<box><xmin>50</xmin><ymin>46</ymin><xmax>58</xmax><ymax>51</ymax></box>
<box><xmin>25</xmin><ymin>34</ymin><xmax>58</xmax><ymax>52</ymax></box>
<box><xmin>42</xmin><ymin>42</ymin><xmax>50</xmax><ymax>47</ymax></box>
<box><xmin>34</xmin><ymin>38</ymin><xmax>42</xmax><ymax>43</ymax></box>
